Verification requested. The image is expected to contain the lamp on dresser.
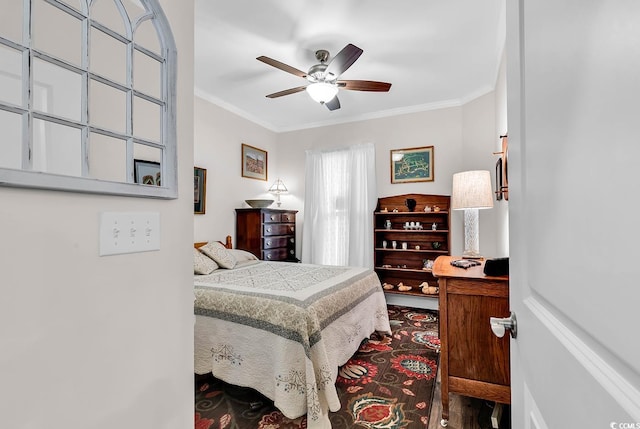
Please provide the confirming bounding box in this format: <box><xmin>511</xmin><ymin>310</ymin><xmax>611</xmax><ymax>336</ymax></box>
<box><xmin>451</xmin><ymin>170</ymin><xmax>493</xmax><ymax>259</ymax></box>
<box><xmin>268</xmin><ymin>178</ymin><xmax>288</xmax><ymax>207</ymax></box>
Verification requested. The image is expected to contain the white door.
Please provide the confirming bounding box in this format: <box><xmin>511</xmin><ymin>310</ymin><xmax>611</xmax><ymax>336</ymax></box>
<box><xmin>506</xmin><ymin>1</ymin><xmax>640</xmax><ymax>428</ymax></box>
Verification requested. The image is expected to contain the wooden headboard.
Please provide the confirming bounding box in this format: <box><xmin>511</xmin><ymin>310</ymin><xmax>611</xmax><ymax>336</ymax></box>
<box><xmin>194</xmin><ymin>235</ymin><xmax>233</xmax><ymax>249</ymax></box>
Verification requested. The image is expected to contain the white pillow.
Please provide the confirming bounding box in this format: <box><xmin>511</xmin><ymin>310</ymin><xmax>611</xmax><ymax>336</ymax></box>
<box><xmin>200</xmin><ymin>241</ymin><xmax>237</xmax><ymax>269</ymax></box>
<box><xmin>234</xmin><ymin>259</ymin><xmax>261</xmax><ymax>268</ymax></box>
<box><xmin>228</xmin><ymin>249</ymin><xmax>259</xmax><ymax>262</ymax></box>
<box><xmin>193</xmin><ymin>248</ymin><xmax>219</xmax><ymax>275</ymax></box>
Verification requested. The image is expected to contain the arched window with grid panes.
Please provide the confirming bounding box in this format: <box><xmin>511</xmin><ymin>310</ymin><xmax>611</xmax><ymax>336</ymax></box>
<box><xmin>0</xmin><ymin>0</ymin><xmax>177</xmax><ymax>198</ymax></box>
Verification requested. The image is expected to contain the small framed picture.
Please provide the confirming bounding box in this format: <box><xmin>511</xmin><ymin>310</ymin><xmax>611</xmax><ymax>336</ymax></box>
<box><xmin>241</xmin><ymin>143</ymin><xmax>267</xmax><ymax>181</ymax></box>
<box><xmin>134</xmin><ymin>159</ymin><xmax>161</xmax><ymax>186</ymax></box>
<box><xmin>390</xmin><ymin>146</ymin><xmax>434</xmax><ymax>183</ymax></box>
<box><xmin>194</xmin><ymin>167</ymin><xmax>207</xmax><ymax>214</ymax></box>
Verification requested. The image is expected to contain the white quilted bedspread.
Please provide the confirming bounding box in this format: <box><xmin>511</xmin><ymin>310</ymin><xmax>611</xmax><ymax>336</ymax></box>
<box><xmin>194</xmin><ymin>261</ymin><xmax>391</xmax><ymax>429</ymax></box>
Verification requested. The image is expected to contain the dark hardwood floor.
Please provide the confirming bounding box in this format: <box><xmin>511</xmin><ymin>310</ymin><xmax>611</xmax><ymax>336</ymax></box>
<box><xmin>428</xmin><ymin>368</ymin><xmax>511</xmax><ymax>429</ymax></box>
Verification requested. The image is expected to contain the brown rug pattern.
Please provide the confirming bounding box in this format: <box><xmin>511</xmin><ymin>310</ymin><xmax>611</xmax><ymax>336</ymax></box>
<box><xmin>195</xmin><ymin>305</ymin><xmax>440</xmax><ymax>429</ymax></box>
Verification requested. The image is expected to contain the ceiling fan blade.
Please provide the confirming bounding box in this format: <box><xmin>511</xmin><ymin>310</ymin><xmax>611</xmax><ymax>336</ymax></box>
<box><xmin>265</xmin><ymin>86</ymin><xmax>307</xmax><ymax>98</ymax></box>
<box><xmin>337</xmin><ymin>80</ymin><xmax>392</xmax><ymax>92</ymax></box>
<box><xmin>325</xmin><ymin>44</ymin><xmax>363</xmax><ymax>79</ymax></box>
<box><xmin>325</xmin><ymin>96</ymin><xmax>341</xmax><ymax>111</ymax></box>
<box><xmin>257</xmin><ymin>56</ymin><xmax>307</xmax><ymax>78</ymax></box>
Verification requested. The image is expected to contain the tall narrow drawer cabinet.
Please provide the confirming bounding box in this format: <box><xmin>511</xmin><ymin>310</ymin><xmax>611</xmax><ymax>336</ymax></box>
<box><xmin>235</xmin><ymin>208</ymin><xmax>298</xmax><ymax>262</ymax></box>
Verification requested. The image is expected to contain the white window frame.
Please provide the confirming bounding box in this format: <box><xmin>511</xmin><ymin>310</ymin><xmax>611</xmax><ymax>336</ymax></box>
<box><xmin>0</xmin><ymin>0</ymin><xmax>177</xmax><ymax>198</ymax></box>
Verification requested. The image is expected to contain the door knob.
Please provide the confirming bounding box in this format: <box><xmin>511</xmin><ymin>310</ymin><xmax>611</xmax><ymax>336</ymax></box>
<box><xmin>490</xmin><ymin>312</ymin><xmax>517</xmax><ymax>339</ymax></box>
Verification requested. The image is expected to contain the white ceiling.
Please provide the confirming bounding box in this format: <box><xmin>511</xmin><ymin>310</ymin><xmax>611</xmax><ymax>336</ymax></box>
<box><xmin>194</xmin><ymin>0</ymin><xmax>505</xmax><ymax>132</ymax></box>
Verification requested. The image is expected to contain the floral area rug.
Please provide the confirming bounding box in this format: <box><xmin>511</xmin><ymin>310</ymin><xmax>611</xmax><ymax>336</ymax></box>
<box><xmin>195</xmin><ymin>305</ymin><xmax>440</xmax><ymax>429</ymax></box>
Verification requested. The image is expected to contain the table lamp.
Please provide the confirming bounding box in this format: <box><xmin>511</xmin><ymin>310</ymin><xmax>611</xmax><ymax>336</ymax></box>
<box><xmin>451</xmin><ymin>170</ymin><xmax>494</xmax><ymax>259</ymax></box>
<box><xmin>268</xmin><ymin>178</ymin><xmax>288</xmax><ymax>207</ymax></box>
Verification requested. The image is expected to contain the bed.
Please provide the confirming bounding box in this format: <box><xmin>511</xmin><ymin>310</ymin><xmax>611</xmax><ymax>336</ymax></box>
<box><xmin>193</xmin><ymin>237</ymin><xmax>391</xmax><ymax>429</ymax></box>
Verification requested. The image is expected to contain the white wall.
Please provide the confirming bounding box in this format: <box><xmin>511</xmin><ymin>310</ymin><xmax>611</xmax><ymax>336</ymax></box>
<box><xmin>276</xmin><ymin>100</ymin><xmax>500</xmax><ymax>259</ymax></box>
<box><xmin>193</xmin><ymin>97</ymin><xmax>279</xmax><ymax>243</ymax></box>
<box><xmin>0</xmin><ymin>1</ymin><xmax>195</xmax><ymax>428</ymax></box>
<box><xmin>494</xmin><ymin>49</ymin><xmax>510</xmax><ymax>256</ymax></box>
<box><xmin>460</xmin><ymin>91</ymin><xmax>500</xmax><ymax>257</ymax></box>
<box><xmin>194</xmin><ymin>94</ymin><xmax>504</xmax><ymax>259</ymax></box>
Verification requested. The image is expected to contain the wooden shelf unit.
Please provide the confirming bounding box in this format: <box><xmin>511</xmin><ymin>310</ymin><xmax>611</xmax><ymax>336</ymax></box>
<box><xmin>374</xmin><ymin>194</ymin><xmax>451</xmax><ymax>299</ymax></box>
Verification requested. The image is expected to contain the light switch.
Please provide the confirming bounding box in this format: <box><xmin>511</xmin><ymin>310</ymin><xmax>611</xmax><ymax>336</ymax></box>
<box><xmin>100</xmin><ymin>212</ymin><xmax>160</xmax><ymax>256</ymax></box>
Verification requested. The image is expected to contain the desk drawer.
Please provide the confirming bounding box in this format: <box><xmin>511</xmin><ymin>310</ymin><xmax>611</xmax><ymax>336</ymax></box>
<box><xmin>263</xmin><ymin>212</ymin><xmax>281</xmax><ymax>223</ymax></box>
<box><xmin>263</xmin><ymin>248</ymin><xmax>288</xmax><ymax>261</ymax></box>
<box><xmin>263</xmin><ymin>224</ymin><xmax>294</xmax><ymax>236</ymax></box>
<box><xmin>281</xmin><ymin>212</ymin><xmax>295</xmax><ymax>223</ymax></box>
<box><xmin>263</xmin><ymin>236</ymin><xmax>288</xmax><ymax>249</ymax></box>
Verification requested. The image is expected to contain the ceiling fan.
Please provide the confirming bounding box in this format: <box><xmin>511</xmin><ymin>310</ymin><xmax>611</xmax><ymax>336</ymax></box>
<box><xmin>257</xmin><ymin>43</ymin><xmax>392</xmax><ymax>111</ymax></box>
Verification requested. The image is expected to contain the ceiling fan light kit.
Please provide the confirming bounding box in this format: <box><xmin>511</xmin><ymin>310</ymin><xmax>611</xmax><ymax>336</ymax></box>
<box><xmin>306</xmin><ymin>82</ymin><xmax>339</xmax><ymax>104</ymax></box>
<box><xmin>257</xmin><ymin>43</ymin><xmax>391</xmax><ymax>111</ymax></box>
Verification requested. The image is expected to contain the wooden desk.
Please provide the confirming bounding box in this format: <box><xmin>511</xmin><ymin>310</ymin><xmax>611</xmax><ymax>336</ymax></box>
<box><xmin>432</xmin><ymin>256</ymin><xmax>510</xmax><ymax>427</ymax></box>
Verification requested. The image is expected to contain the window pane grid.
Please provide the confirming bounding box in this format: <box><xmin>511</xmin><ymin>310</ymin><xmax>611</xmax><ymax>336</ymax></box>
<box><xmin>46</xmin><ymin>0</ymin><xmax>86</xmax><ymax>20</ymax></box>
<box><xmin>90</xmin><ymin>20</ymin><xmax>131</xmax><ymax>45</ymax></box>
<box><xmin>134</xmin><ymin>43</ymin><xmax>163</xmax><ymax>63</ymax></box>
<box><xmin>133</xmin><ymin>90</ymin><xmax>163</xmax><ymax>107</ymax></box>
<box><xmin>0</xmin><ymin>0</ymin><xmax>175</xmax><ymax>197</ymax></box>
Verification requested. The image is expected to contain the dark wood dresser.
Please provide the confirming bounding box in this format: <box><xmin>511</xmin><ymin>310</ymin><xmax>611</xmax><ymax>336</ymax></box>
<box><xmin>432</xmin><ymin>255</ymin><xmax>510</xmax><ymax>427</ymax></box>
<box><xmin>235</xmin><ymin>208</ymin><xmax>298</xmax><ymax>261</ymax></box>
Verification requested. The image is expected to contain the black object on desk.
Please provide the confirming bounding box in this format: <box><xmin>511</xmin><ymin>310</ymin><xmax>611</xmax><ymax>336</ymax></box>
<box><xmin>483</xmin><ymin>257</ymin><xmax>509</xmax><ymax>276</ymax></box>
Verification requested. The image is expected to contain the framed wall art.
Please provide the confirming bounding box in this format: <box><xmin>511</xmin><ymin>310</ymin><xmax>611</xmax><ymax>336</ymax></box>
<box><xmin>241</xmin><ymin>143</ymin><xmax>268</xmax><ymax>181</ymax></box>
<box><xmin>134</xmin><ymin>159</ymin><xmax>161</xmax><ymax>186</ymax></box>
<box><xmin>194</xmin><ymin>167</ymin><xmax>207</xmax><ymax>214</ymax></box>
<box><xmin>390</xmin><ymin>146</ymin><xmax>434</xmax><ymax>183</ymax></box>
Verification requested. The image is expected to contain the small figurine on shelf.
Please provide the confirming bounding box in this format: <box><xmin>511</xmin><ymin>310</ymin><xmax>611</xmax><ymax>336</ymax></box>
<box><xmin>382</xmin><ymin>240</ymin><xmax>388</xmax><ymax>248</ymax></box>
<box><xmin>423</xmin><ymin>259</ymin><xmax>434</xmax><ymax>270</ymax></box>
<box><xmin>382</xmin><ymin>282</ymin><xmax>395</xmax><ymax>290</ymax></box>
<box><xmin>432</xmin><ymin>222</ymin><xmax>437</xmax><ymax>231</ymax></box>
<box><xmin>384</xmin><ymin>219</ymin><xmax>392</xmax><ymax>229</ymax></box>
<box><xmin>424</xmin><ymin>205</ymin><xmax>432</xmax><ymax>212</ymax></box>
<box><xmin>420</xmin><ymin>281</ymin><xmax>439</xmax><ymax>295</ymax></box>
<box><xmin>392</xmin><ymin>208</ymin><xmax>399</xmax><ymax>213</ymax></box>
<box><xmin>397</xmin><ymin>282</ymin><xmax>412</xmax><ymax>292</ymax></box>
<box><xmin>381</xmin><ymin>207</ymin><xmax>388</xmax><ymax>213</ymax></box>
<box><xmin>433</xmin><ymin>206</ymin><xmax>441</xmax><ymax>212</ymax></box>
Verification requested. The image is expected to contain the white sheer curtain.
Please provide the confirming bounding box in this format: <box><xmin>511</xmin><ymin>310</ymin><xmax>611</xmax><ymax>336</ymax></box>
<box><xmin>302</xmin><ymin>143</ymin><xmax>377</xmax><ymax>268</ymax></box>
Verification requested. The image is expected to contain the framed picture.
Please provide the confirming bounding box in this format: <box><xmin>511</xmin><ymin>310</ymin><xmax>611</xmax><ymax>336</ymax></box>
<box><xmin>390</xmin><ymin>146</ymin><xmax>434</xmax><ymax>183</ymax></box>
<box><xmin>241</xmin><ymin>143</ymin><xmax>268</xmax><ymax>181</ymax></box>
<box><xmin>134</xmin><ymin>159</ymin><xmax>161</xmax><ymax>186</ymax></box>
<box><xmin>194</xmin><ymin>167</ymin><xmax>207</xmax><ymax>214</ymax></box>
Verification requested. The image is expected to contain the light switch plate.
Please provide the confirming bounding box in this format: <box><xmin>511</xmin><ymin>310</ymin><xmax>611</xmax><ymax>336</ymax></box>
<box><xmin>99</xmin><ymin>212</ymin><xmax>160</xmax><ymax>256</ymax></box>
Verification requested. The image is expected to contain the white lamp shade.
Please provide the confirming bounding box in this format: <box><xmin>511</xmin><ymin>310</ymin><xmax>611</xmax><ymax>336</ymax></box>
<box><xmin>268</xmin><ymin>178</ymin><xmax>288</xmax><ymax>194</ymax></box>
<box><xmin>451</xmin><ymin>170</ymin><xmax>494</xmax><ymax>210</ymax></box>
<box><xmin>306</xmin><ymin>82</ymin><xmax>339</xmax><ymax>103</ymax></box>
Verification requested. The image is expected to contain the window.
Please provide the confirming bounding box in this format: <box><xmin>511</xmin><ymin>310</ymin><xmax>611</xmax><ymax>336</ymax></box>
<box><xmin>0</xmin><ymin>0</ymin><xmax>177</xmax><ymax>198</ymax></box>
<box><xmin>302</xmin><ymin>143</ymin><xmax>377</xmax><ymax>267</ymax></box>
